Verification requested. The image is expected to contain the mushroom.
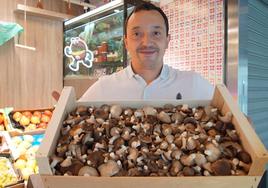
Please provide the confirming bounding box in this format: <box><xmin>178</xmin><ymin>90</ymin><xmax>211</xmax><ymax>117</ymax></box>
<box><xmin>238</xmin><ymin>161</ymin><xmax>250</xmax><ymax>173</ymax></box>
<box><xmin>183</xmin><ymin>117</ymin><xmax>197</xmax><ymax>125</ymax></box>
<box><xmin>180</xmin><ymin>154</ymin><xmax>196</xmax><ymax>166</ymax></box>
<box><xmin>60</xmin><ymin>156</ymin><xmax>72</xmax><ymax>167</ymax></box>
<box><xmin>127</xmin><ymin>148</ymin><xmax>139</xmax><ymax>162</ymax></box>
<box><xmin>110</xmin><ymin>127</ymin><xmax>121</xmax><ymax>137</ymax></box>
<box><xmin>98</xmin><ymin>160</ymin><xmax>120</xmax><ymax>177</ymax></box>
<box><xmin>194</xmin><ymin>107</ymin><xmax>205</xmax><ymax>120</ymax></box>
<box><xmin>211</xmin><ymin>159</ymin><xmax>232</xmax><ymax>175</ymax></box>
<box><xmin>237</xmin><ymin>151</ymin><xmax>251</xmax><ymax>164</ymax></box>
<box><xmin>157</xmin><ymin>111</ymin><xmax>171</xmax><ymax>123</ymax></box>
<box><xmin>76</xmin><ymin>106</ymin><xmax>88</xmax><ymax>116</ymax></box>
<box><xmin>121</xmin><ymin>127</ymin><xmax>132</xmax><ymax>141</ymax></box>
<box><xmin>139</xmin><ymin>135</ymin><xmax>152</xmax><ymax>144</ymax></box>
<box><xmin>143</xmin><ymin>106</ymin><xmax>158</xmax><ymax>117</ymax></box>
<box><xmin>195</xmin><ymin>153</ymin><xmax>207</xmax><ymax>166</ymax></box>
<box><xmin>186</xmin><ymin>137</ymin><xmax>197</xmax><ymax>150</ymax></box>
<box><xmin>129</xmin><ymin>137</ymin><xmax>141</xmax><ymax>148</ymax></box>
<box><xmin>171</xmin><ymin>112</ymin><xmax>184</xmax><ymax>124</ymax></box>
<box><xmin>82</xmin><ymin>133</ymin><xmax>94</xmax><ymax>147</ymax></box>
<box><xmin>124</xmin><ymin>108</ymin><xmax>133</xmax><ymax>117</ymax></box>
<box><xmin>69</xmin><ymin>125</ymin><xmax>83</xmax><ymax>137</ymax></box>
<box><xmin>134</xmin><ymin>109</ymin><xmax>144</xmax><ymax>119</ymax></box>
<box><xmin>110</xmin><ymin>105</ymin><xmax>123</xmax><ymax>119</ymax></box>
<box><xmin>162</xmin><ymin>124</ymin><xmax>172</xmax><ymax>136</ymax></box>
<box><xmin>128</xmin><ymin>167</ymin><xmax>141</xmax><ymax>176</ymax></box>
<box><xmin>182</xmin><ymin>166</ymin><xmax>195</xmax><ymax>176</ymax></box>
<box><xmin>218</xmin><ymin>112</ymin><xmax>232</xmax><ymax>123</ymax></box>
<box><xmin>78</xmin><ymin>166</ymin><xmax>99</xmax><ymax>176</ymax></box>
<box><xmin>50</xmin><ymin>155</ymin><xmax>64</xmax><ymax>169</ymax></box>
<box><xmin>165</xmin><ymin>135</ymin><xmax>174</xmax><ymax>144</ymax></box>
<box><xmin>171</xmin><ymin>149</ymin><xmax>182</xmax><ymax>160</ymax></box>
<box><xmin>204</xmin><ymin>143</ymin><xmax>221</xmax><ymax>162</ymax></box>
<box><xmin>93</xmin><ymin>108</ymin><xmax>109</xmax><ymax>120</ymax></box>
<box><xmin>170</xmin><ymin>160</ymin><xmax>183</xmax><ymax>176</ymax></box>
<box><xmin>87</xmin><ymin>151</ymin><xmax>104</xmax><ymax>167</ymax></box>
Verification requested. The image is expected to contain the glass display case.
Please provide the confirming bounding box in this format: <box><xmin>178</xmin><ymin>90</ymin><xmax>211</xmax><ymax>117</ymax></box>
<box><xmin>63</xmin><ymin>0</ymin><xmax>145</xmax><ymax>97</ymax></box>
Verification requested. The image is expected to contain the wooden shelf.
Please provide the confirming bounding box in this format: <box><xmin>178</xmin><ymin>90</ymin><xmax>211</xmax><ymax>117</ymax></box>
<box><xmin>14</xmin><ymin>4</ymin><xmax>74</xmax><ymax>21</ymax></box>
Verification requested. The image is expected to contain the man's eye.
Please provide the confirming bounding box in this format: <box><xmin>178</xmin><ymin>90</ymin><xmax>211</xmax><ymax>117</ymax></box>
<box><xmin>153</xmin><ymin>31</ymin><xmax>161</xmax><ymax>36</ymax></box>
<box><xmin>133</xmin><ymin>32</ymin><xmax>140</xmax><ymax>37</ymax></box>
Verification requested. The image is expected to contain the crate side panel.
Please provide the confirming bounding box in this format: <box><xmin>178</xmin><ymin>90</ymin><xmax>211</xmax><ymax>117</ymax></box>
<box><xmin>40</xmin><ymin>176</ymin><xmax>261</xmax><ymax>188</ymax></box>
<box><xmin>37</xmin><ymin>87</ymin><xmax>76</xmax><ymax>175</ymax></box>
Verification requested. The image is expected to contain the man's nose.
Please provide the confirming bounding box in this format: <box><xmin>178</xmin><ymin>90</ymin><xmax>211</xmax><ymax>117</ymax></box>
<box><xmin>141</xmin><ymin>33</ymin><xmax>152</xmax><ymax>45</ymax></box>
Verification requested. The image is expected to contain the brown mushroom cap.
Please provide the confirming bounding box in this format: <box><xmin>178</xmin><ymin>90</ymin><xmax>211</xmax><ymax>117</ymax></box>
<box><xmin>78</xmin><ymin>166</ymin><xmax>99</xmax><ymax>176</ymax></box>
<box><xmin>211</xmin><ymin>159</ymin><xmax>232</xmax><ymax>175</ymax></box>
<box><xmin>98</xmin><ymin>160</ymin><xmax>120</xmax><ymax>177</ymax></box>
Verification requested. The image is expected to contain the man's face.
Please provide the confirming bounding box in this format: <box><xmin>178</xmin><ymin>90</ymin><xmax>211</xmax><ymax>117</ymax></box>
<box><xmin>124</xmin><ymin>10</ymin><xmax>170</xmax><ymax>70</ymax></box>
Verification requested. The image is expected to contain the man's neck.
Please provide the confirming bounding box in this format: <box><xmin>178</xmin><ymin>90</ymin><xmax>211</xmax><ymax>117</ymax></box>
<box><xmin>131</xmin><ymin>63</ymin><xmax>163</xmax><ymax>84</ymax></box>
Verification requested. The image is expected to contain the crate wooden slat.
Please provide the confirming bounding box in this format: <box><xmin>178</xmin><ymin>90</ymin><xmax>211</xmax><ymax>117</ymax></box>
<box><xmin>36</xmin><ymin>84</ymin><xmax>268</xmax><ymax>188</ymax></box>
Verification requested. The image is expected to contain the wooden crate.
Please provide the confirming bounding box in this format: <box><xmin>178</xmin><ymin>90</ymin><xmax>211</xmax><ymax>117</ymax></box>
<box><xmin>36</xmin><ymin>85</ymin><xmax>268</xmax><ymax>188</ymax></box>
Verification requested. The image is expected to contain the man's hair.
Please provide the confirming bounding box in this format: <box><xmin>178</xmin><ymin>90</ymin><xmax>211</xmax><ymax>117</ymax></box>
<box><xmin>124</xmin><ymin>2</ymin><xmax>169</xmax><ymax>37</ymax></box>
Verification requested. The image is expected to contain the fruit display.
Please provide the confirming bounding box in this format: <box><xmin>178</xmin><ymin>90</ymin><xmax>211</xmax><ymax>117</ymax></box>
<box><xmin>9</xmin><ymin>109</ymin><xmax>53</xmax><ymax>132</ymax></box>
<box><xmin>51</xmin><ymin>104</ymin><xmax>251</xmax><ymax>177</ymax></box>
<box><xmin>12</xmin><ymin>134</ymin><xmax>44</xmax><ymax>180</ymax></box>
<box><xmin>0</xmin><ymin>157</ymin><xmax>20</xmax><ymax>188</ymax></box>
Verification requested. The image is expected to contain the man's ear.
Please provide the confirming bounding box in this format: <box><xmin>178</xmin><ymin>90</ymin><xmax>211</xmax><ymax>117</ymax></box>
<box><xmin>166</xmin><ymin>34</ymin><xmax>171</xmax><ymax>49</ymax></box>
<box><xmin>124</xmin><ymin>35</ymin><xmax>129</xmax><ymax>51</ymax></box>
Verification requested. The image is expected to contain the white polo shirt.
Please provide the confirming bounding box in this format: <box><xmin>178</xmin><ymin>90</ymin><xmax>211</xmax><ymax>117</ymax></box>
<box><xmin>79</xmin><ymin>64</ymin><xmax>214</xmax><ymax>101</ymax></box>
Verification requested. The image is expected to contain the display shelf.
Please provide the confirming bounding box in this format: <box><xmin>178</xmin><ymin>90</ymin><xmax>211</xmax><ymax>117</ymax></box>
<box><xmin>14</xmin><ymin>4</ymin><xmax>74</xmax><ymax>21</ymax></box>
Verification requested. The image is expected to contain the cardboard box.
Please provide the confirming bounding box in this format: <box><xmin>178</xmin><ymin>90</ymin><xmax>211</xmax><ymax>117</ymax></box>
<box><xmin>36</xmin><ymin>85</ymin><xmax>268</xmax><ymax>188</ymax></box>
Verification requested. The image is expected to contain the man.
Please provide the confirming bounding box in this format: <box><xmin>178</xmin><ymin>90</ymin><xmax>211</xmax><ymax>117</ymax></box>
<box><xmin>79</xmin><ymin>2</ymin><xmax>214</xmax><ymax>101</ymax></box>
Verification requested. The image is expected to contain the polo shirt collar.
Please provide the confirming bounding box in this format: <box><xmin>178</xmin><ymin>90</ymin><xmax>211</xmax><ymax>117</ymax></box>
<box><xmin>126</xmin><ymin>63</ymin><xmax>169</xmax><ymax>80</ymax></box>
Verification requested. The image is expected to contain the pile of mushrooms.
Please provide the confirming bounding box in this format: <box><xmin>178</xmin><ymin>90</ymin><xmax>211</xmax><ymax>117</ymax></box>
<box><xmin>50</xmin><ymin>104</ymin><xmax>251</xmax><ymax>177</ymax></box>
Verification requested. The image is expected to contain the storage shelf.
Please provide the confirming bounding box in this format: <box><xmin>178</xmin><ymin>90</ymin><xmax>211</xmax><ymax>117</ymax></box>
<box><xmin>14</xmin><ymin>4</ymin><xmax>74</xmax><ymax>21</ymax></box>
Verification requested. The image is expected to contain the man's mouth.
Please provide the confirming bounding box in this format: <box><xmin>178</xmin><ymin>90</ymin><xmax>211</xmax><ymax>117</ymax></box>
<box><xmin>138</xmin><ymin>48</ymin><xmax>158</xmax><ymax>55</ymax></box>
